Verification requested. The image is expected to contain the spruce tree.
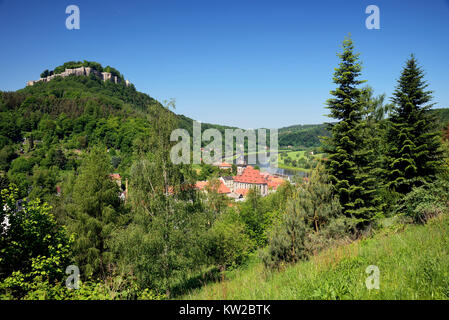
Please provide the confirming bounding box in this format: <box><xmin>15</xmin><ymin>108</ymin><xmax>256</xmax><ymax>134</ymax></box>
<box><xmin>68</xmin><ymin>146</ymin><xmax>125</xmax><ymax>278</ymax></box>
<box><xmin>385</xmin><ymin>55</ymin><xmax>442</xmax><ymax>195</ymax></box>
<box><xmin>324</xmin><ymin>36</ymin><xmax>379</xmax><ymax>224</ymax></box>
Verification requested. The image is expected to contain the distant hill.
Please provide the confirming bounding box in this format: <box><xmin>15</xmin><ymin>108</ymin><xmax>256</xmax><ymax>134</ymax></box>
<box><xmin>278</xmin><ymin>123</ymin><xmax>330</xmax><ymax>149</ymax></box>
<box><xmin>277</xmin><ymin>108</ymin><xmax>449</xmax><ymax>149</ymax></box>
<box><xmin>430</xmin><ymin>108</ymin><xmax>449</xmax><ymax>130</ymax></box>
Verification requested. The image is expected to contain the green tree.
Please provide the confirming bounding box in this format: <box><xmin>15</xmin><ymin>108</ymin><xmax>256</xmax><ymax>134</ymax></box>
<box><xmin>263</xmin><ymin>164</ymin><xmax>347</xmax><ymax>269</ymax></box>
<box><xmin>262</xmin><ymin>202</ymin><xmax>307</xmax><ymax>270</ymax></box>
<box><xmin>204</xmin><ymin>211</ymin><xmax>252</xmax><ymax>276</ymax></box>
<box><xmin>204</xmin><ymin>176</ymin><xmax>230</xmax><ymax>222</ymax></box>
<box><xmin>67</xmin><ymin>146</ymin><xmax>125</xmax><ymax>279</ymax></box>
<box><xmin>51</xmin><ymin>148</ymin><xmax>67</xmax><ymax>170</ymax></box>
<box><xmin>384</xmin><ymin>55</ymin><xmax>442</xmax><ymax>195</ymax></box>
<box><xmin>0</xmin><ymin>145</ymin><xmax>17</xmax><ymax>171</ymax></box>
<box><xmin>112</xmin><ymin>101</ymin><xmax>206</xmax><ymax>297</ymax></box>
<box><xmin>294</xmin><ymin>163</ymin><xmax>342</xmax><ymax>233</ymax></box>
<box><xmin>239</xmin><ymin>188</ymin><xmax>272</xmax><ymax>247</ymax></box>
<box><xmin>0</xmin><ymin>185</ymin><xmax>73</xmax><ymax>298</ymax></box>
<box><xmin>28</xmin><ymin>165</ymin><xmax>59</xmax><ymax>201</ymax></box>
<box><xmin>323</xmin><ymin>35</ymin><xmax>379</xmax><ymax>225</ymax></box>
<box><xmin>40</xmin><ymin>69</ymin><xmax>50</xmax><ymax>78</ymax></box>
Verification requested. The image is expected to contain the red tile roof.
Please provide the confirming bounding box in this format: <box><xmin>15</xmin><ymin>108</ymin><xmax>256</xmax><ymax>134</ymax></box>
<box><xmin>233</xmin><ymin>166</ymin><xmax>267</xmax><ymax>184</ymax></box>
<box><xmin>217</xmin><ymin>182</ymin><xmax>231</xmax><ymax>194</ymax></box>
<box><xmin>218</xmin><ymin>162</ymin><xmax>232</xmax><ymax>168</ymax></box>
<box><xmin>267</xmin><ymin>179</ymin><xmax>283</xmax><ymax>189</ymax></box>
<box><xmin>167</xmin><ymin>184</ymin><xmax>196</xmax><ymax>195</ymax></box>
<box><xmin>195</xmin><ymin>181</ymin><xmax>208</xmax><ymax>190</ymax></box>
<box><xmin>109</xmin><ymin>173</ymin><xmax>121</xmax><ymax>180</ymax></box>
<box><xmin>195</xmin><ymin>180</ymin><xmax>231</xmax><ymax>194</ymax></box>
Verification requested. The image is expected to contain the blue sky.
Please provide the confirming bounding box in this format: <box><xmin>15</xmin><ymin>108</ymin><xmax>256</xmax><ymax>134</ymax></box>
<box><xmin>0</xmin><ymin>0</ymin><xmax>448</xmax><ymax>128</ymax></box>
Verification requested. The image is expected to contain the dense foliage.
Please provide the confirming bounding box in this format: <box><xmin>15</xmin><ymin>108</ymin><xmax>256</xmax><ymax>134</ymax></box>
<box><xmin>263</xmin><ymin>164</ymin><xmax>347</xmax><ymax>269</ymax></box>
<box><xmin>0</xmin><ymin>185</ymin><xmax>73</xmax><ymax>298</ymax></box>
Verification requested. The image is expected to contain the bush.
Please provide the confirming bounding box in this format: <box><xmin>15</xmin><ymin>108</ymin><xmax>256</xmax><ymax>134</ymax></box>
<box><xmin>204</xmin><ymin>211</ymin><xmax>253</xmax><ymax>273</ymax></box>
<box><xmin>395</xmin><ymin>178</ymin><xmax>449</xmax><ymax>223</ymax></box>
<box><xmin>0</xmin><ymin>276</ymin><xmax>165</xmax><ymax>300</ymax></box>
<box><xmin>0</xmin><ymin>185</ymin><xmax>73</xmax><ymax>298</ymax></box>
<box><xmin>239</xmin><ymin>189</ymin><xmax>273</xmax><ymax>247</ymax></box>
<box><xmin>304</xmin><ymin>216</ymin><xmax>352</xmax><ymax>254</ymax></box>
<box><xmin>262</xmin><ymin>209</ymin><xmax>308</xmax><ymax>270</ymax></box>
<box><xmin>262</xmin><ymin>164</ymin><xmax>350</xmax><ymax>270</ymax></box>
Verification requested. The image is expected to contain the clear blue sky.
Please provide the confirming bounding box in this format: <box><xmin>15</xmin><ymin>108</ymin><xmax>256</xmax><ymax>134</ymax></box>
<box><xmin>1</xmin><ymin>0</ymin><xmax>448</xmax><ymax>128</ymax></box>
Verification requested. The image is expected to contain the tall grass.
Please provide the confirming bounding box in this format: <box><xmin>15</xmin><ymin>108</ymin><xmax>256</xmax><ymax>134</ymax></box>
<box><xmin>183</xmin><ymin>214</ymin><xmax>449</xmax><ymax>299</ymax></box>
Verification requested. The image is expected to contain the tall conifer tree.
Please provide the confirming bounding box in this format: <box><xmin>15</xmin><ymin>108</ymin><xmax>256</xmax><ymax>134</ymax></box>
<box><xmin>324</xmin><ymin>36</ymin><xmax>379</xmax><ymax>224</ymax></box>
<box><xmin>68</xmin><ymin>146</ymin><xmax>124</xmax><ymax>278</ymax></box>
<box><xmin>385</xmin><ymin>55</ymin><xmax>442</xmax><ymax>194</ymax></box>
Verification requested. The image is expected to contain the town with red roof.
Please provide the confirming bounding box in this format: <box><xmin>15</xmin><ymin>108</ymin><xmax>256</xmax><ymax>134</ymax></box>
<box><xmin>195</xmin><ymin>162</ymin><xmax>287</xmax><ymax>201</ymax></box>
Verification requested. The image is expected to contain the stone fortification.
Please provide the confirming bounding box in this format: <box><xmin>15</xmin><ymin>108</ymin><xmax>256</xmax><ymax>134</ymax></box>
<box><xmin>27</xmin><ymin>66</ymin><xmax>131</xmax><ymax>87</ymax></box>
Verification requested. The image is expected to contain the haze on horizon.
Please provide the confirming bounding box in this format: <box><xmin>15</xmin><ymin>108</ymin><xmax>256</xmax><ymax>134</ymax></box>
<box><xmin>0</xmin><ymin>0</ymin><xmax>448</xmax><ymax>129</ymax></box>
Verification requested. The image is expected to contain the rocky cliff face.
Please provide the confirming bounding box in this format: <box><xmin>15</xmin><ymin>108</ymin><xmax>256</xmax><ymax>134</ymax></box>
<box><xmin>27</xmin><ymin>66</ymin><xmax>131</xmax><ymax>87</ymax></box>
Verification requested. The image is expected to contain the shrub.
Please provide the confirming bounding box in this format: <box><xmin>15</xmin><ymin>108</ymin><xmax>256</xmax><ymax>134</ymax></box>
<box><xmin>1</xmin><ymin>276</ymin><xmax>165</xmax><ymax>300</ymax></box>
<box><xmin>239</xmin><ymin>189</ymin><xmax>273</xmax><ymax>247</ymax></box>
<box><xmin>395</xmin><ymin>178</ymin><xmax>449</xmax><ymax>223</ymax></box>
<box><xmin>204</xmin><ymin>211</ymin><xmax>253</xmax><ymax>273</ymax></box>
<box><xmin>262</xmin><ymin>164</ymin><xmax>350</xmax><ymax>270</ymax></box>
<box><xmin>305</xmin><ymin>216</ymin><xmax>352</xmax><ymax>254</ymax></box>
<box><xmin>262</xmin><ymin>209</ymin><xmax>308</xmax><ymax>270</ymax></box>
<box><xmin>0</xmin><ymin>185</ymin><xmax>73</xmax><ymax>298</ymax></box>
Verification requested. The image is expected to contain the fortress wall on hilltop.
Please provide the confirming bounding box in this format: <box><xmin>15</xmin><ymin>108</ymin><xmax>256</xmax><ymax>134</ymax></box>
<box><xmin>27</xmin><ymin>66</ymin><xmax>131</xmax><ymax>87</ymax></box>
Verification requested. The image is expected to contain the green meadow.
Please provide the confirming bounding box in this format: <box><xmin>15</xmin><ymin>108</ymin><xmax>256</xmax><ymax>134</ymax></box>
<box><xmin>183</xmin><ymin>214</ymin><xmax>449</xmax><ymax>300</ymax></box>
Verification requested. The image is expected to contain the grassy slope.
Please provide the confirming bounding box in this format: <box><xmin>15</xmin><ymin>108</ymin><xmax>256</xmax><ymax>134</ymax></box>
<box><xmin>183</xmin><ymin>214</ymin><xmax>449</xmax><ymax>300</ymax></box>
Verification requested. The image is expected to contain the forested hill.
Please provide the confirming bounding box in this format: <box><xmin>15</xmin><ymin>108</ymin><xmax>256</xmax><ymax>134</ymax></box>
<box><xmin>277</xmin><ymin>108</ymin><xmax>449</xmax><ymax>149</ymax></box>
<box><xmin>0</xmin><ymin>61</ymin><xmax>237</xmax><ymax>199</ymax></box>
<box><xmin>431</xmin><ymin>108</ymin><xmax>449</xmax><ymax>130</ymax></box>
<box><xmin>278</xmin><ymin>123</ymin><xmax>330</xmax><ymax>148</ymax></box>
